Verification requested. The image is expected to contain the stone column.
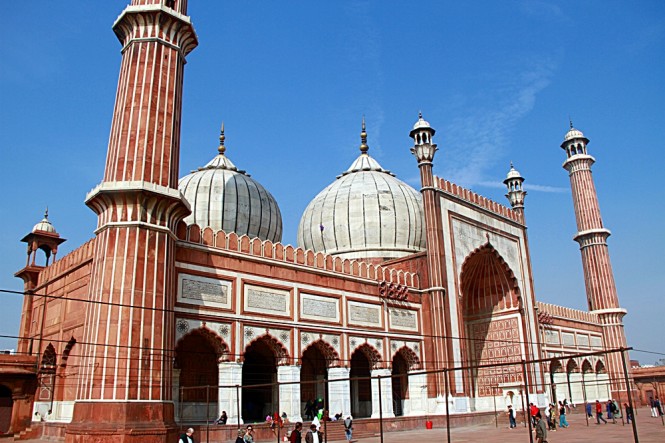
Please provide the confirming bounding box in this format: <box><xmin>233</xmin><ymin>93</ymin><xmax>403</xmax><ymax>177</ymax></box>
<box><xmin>569</xmin><ymin>372</ymin><xmax>584</xmax><ymax>405</ymax></box>
<box><xmin>278</xmin><ymin>365</ymin><xmax>303</xmax><ymax>423</ymax></box>
<box><xmin>405</xmin><ymin>371</ymin><xmax>428</xmax><ymax>416</ymax></box>
<box><xmin>370</xmin><ymin>369</ymin><xmax>394</xmax><ymax>418</ymax></box>
<box><xmin>172</xmin><ymin>369</ymin><xmax>181</xmax><ymax>421</ymax></box>
<box><xmin>218</xmin><ymin>362</ymin><xmax>243</xmax><ymax>424</ymax></box>
<box><xmin>328</xmin><ymin>367</ymin><xmax>351</xmax><ymax>418</ymax></box>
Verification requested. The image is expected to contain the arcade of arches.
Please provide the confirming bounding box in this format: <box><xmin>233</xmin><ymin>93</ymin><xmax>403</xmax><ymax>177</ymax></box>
<box><xmin>172</xmin><ymin>330</ymin><xmax>426</xmax><ymax>423</ymax></box>
<box><xmin>547</xmin><ymin>358</ymin><xmax>610</xmax><ymax>405</ymax></box>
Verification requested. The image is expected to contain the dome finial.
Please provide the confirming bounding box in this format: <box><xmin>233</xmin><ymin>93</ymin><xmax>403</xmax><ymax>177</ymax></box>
<box><xmin>510</xmin><ymin>161</ymin><xmax>514</xmax><ymax>169</ymax></box>
<box><xmin>569</xmin><ymin>116</ymin><xmax>574</xmax><ymax>129</ymax></box>
<box><xmin>44</xmin><ymin>206</ymin><xmax>49</xmax><ymax>220</ymax></box>
<box><xmin>359</xmin><ymin>115</ymin><xmax>369</xmax><ymax>154</ymax></box>
<box><xmin>218</xmin><ymin>122</ymin><xmax>226</xmax><ymax>155</ymax></box>
<box><xmin>418</xmin><ymin>111</ymin><xmax>423</xmax><ymax>120</ymax></box>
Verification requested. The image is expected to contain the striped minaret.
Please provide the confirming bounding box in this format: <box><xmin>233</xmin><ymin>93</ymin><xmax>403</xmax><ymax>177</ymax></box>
<box><xmin>66</xmin><ymin>1</ymin><xmax>196</xmax><ymax>442</ymax></box>
<box><xmin>561</xmin><ymin>123</ymin><xmax>630</xmax><ymax>400</ymax></box>
<box><xmin>409</xmin><ymin>114</ymin><xmax>454</xmax><ymax>398</ymax></box>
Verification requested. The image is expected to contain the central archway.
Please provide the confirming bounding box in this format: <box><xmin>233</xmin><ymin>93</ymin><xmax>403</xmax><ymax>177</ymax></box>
<box><xmin>460</xmin><ymin>243</ymin><xmax>522</xmax><ymax>399</ymax></box>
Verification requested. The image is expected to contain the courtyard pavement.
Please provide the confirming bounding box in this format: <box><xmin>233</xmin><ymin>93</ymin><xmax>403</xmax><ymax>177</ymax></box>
<box><xmin>327</xmin><ymin>407</ymin><xmax>665</xmax><ymax>443</ymax></box>
<box><xmin>6</xmin><ymin>407</ymin><xmax>664</xmax><ymax>442</ymax></box>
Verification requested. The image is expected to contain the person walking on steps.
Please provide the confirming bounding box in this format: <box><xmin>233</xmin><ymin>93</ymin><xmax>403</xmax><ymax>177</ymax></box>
<box><xmin>508</xmin><ymin>405</ymin><xmax>517</xmax><ymax>429</ymax></box>
<box><xmin>343</xmin><ymin>415</ymin><xmax>353</xmax><ymax>441</ymax></box>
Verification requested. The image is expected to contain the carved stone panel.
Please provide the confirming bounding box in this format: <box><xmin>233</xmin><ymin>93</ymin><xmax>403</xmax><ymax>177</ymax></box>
<box><xmin>348</xmin><ymin>301</ymin><xmax>382</xmax><ymax>328</ymax></box>
<box><xmin>244</xmin><ymin>284</ymin><xmax>291</xmax><ymax>317</ymax></box>
<box><xmin>301</xmin><ymin>293</ymin><xmax>339</xmax><ymax>323</ymax></box>
<box><xmin>178</xmin><ymin>274</ymin><xmax>231</xmax><ymax>309</ymax></box>
<box><xmin>388</xmin><ymin>308</ymin><xmax>418</xmax><ymax>332</ymax></box>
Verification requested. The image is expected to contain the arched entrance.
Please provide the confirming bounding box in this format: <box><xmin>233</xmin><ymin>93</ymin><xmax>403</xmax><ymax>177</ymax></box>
<box><xmin>350</xmin><ymin>345</ymin><xmax>379</xmax><ymax>418</ymax></box>
<box><xmin>242</xmin><ymin>338</ymin><xmax>280</xmax><ymax>423</ymax></box>
<box><xmin>460</xmin><ymin>243</ymin><xmax>522</xmax><ymax>400</ymax></box>
<box><xmin>301</xmin><ymin>341</ymin><xmax>337</xmax><ymax>418</ymax></box>
<box><xmin>391</xmin><ymin>352</ymin><xmax>408</xmax><ymax>416</ymax></box>
<box><xmin>0</xmin><ymin>385</ymin><xmax>12</xmax><ymax>434</ymax></box>
<box><xmin>175</xmin><ymin>330</ymin><xmax>220</xmax><ymax>403</ymax></box>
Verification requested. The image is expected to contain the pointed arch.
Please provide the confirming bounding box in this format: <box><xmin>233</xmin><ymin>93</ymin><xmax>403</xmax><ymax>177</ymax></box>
<box><xmin>392</xmin><ymin>346</ymin><xmax>421</xmax><ymax>371</ymax></box>
<box><xmin>41</xmin><ymin>343</ymin><xmax>56</xmax><ymax>372</ymax></box>
<box><xmin>460</xmin><ymin>242</ymin><xmax>520</xmax><ymax>316</ymax></box>
<box><xmin>301</xmin><ymin>339</ymin><xmax>340</xmax><ymax>368</ymax></box>
<box><xmin>581</xmin><ymin>359</ymin><xmax>593</xmax><ymax>374</ymax></box>
<box><xmin>175</xmin><ymin>326</ymin><xmax>231</xmax><ymax>363</ymax></box>
<box><xmin>245</xmin><ymin>333</ymin><xmax>290</xmax><ymax>366</ymax></box>
<box><xmin>550</xmin><ymin>359</ymin><xmax>563</xmax><ymax>373</ymax></box>
<box><xmin>350</xmin><ymin>343</ymin><xmax>382</xmax><ymax>370</ymax></box>
<box><xmin>566</xmin><ymin>359</ymin><xmax>579</xmax><ymax>373</ymax></box>
<box><xmin>595</xmin><ymin>360</ymin><xmax>606</xmax><ymax>374</ymax></box>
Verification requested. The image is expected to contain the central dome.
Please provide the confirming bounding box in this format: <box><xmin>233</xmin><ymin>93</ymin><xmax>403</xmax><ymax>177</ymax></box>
<box><xmin>297</xmin><ymin>120</ymin><xmax>425</xmax><ymax>261</ymax></box>
<box><xmin>179</xmin><ymin>125</ymin><xmax>282</xmax><ymax>242</ymax></box>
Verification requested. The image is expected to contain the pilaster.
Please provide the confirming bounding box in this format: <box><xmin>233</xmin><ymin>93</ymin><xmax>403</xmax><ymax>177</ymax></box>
<box><xmin>370</xmin><ymin>369</ymin><xmax>394</xmax><ymax>418</ymax></box>
<box><xmin>218</xmin><ymin>362</ymin><xmax>243</xmax><ymax>424</ymax></box>
<box><xmin>328</xmin><ymin>367</ymin><xmax>351</xmax><ymax>418</ymax></box>
<box><xmin>277</xmin><ymin>365</ymin><xmax>302</xmax><ymax>423</ymax></box>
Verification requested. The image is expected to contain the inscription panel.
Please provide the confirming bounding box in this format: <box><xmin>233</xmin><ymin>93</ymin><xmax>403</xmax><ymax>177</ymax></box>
<box><xmin>388</xmin><ymin>308</ymin><xmax>418</xmax><ymax>332</ymax></box>
<box><xmin>562</xmin><ymin>332</ymin><xmax>575</xmax><ymax>347</ymax></box>
<box><xmin>244</xmin><ymin>284</ymin><xmax>291</xmax><ymax>317</ymax></box>
<box><xmin>301</xmin><ymin>294</ymin><xmax>339</xmax><ymax>323</ymax></box>
<box><xmin>348</xmin><ymin>301</ymin><xmax>382</xmax><ymax>327</ymax></box>
<box><xmin>178</xmin><ymin>274</ymin><xmax>231</xmax><ymax>309</ymax></box>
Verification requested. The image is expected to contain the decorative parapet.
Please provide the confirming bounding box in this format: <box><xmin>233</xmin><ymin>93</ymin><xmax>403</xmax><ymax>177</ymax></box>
<box><xmin>536</xmin><ymin>301</ymin><xmax>599</xmax><ymax>325</ymax></box>
<box><xmin>37</xmin><ymin>238</ymin><xmax>96</xmax><ymax>285</ymax></box>
<box><xmin>176</xmin><ymin>223</ymin><xmax>420</xmax><ymax>289</ymax></box>
<box><xmin>434</xmin><ymin>176</ymin><xmax>523</xmax><ymax>223</ymax></box>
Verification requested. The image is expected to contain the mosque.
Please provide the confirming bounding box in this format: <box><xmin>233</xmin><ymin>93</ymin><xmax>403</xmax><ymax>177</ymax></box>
<box><xmin>0</xmin><ymin>1</ymin><xmax>632</xmax><ymax>441</ymax></box>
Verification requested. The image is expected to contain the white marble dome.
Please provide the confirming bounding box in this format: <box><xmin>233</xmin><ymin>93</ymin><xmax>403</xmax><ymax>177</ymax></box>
<box><xmin>505</xmin><ymin>163</ymin><xmax>523</xmax><ymax>181</ymax></box>
<box><xmin>564</xmin><ymin>126</ymin><xmax>585</xmax><ymax>142</ymax></box>
<box><xmin>178</xmin><ymin>127</ymin><xmax>282</xmax><ymax>242</ymax></box>
<box><xmin>297</xmin><ymin>124</ymin><xmax>425</xmax><ymax>260</ymax></box>
<box><xmin>32</xmin><ymin>210</ymin><xmax>56</xmax><ymax>233</ymax></box>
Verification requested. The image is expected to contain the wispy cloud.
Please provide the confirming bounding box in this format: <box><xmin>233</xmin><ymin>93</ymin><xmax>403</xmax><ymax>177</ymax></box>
<box><xmin>436</xmin><ymin>57</ymin><xmax>557</xmax><ymax>188</ymax></box>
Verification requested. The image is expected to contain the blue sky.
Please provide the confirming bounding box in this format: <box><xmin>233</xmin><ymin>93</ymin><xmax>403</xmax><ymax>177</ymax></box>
<box><xmin>1</xmin><ymin>1</ymin><xmax>663</xmax><ymax>364</ymax></box>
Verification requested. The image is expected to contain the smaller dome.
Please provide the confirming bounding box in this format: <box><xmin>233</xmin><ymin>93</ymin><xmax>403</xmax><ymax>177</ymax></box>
<box><xmin>505</xmin><ymin>162</ymin><xmax>523</xmax><ymax>181</ymax></box>
<box><xmin>411</xmin><ymin>112</ymin><xmax>432</xmax><ymax>131</ymax></box>
<box><xmin>564</xmin><ymin>127</ymin><xmax>585</xmax><ymax>142</ymax></box>
<box><xmin>33</xmin><ymin>209</ymin><xmax>56</xmax><ymax>233</ymax></box>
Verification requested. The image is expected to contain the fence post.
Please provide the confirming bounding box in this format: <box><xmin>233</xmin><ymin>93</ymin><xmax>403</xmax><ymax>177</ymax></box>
<box><xmin>620</xmin><ymin>349</ymin><xmax>639</xmax><ymax>443</ymax></box>
<box><xmin>444</xmin><ymin>368</ymin><xmax>450</xmax><ymax>443</ymax></box>
<box><xmin>236</xmin><ymin>384</ymin><xmax>241</xmax><ymax>431</ymax></box>
<box><xmin>206</xmin><ymin>385</ymin><xmax>210</xmax><ymax>443</ymax></box>
<box><xmin>378</xmin><ymin>373</ymin><xmax>384</xmax><ymax>443</ymax></box>
<box><xmin>521</xmin><ymin>360</ymin><xmax>534</xmax><ymax>443</ymax></box>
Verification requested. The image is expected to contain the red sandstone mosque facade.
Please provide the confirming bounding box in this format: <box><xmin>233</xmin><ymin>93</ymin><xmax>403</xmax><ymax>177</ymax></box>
<box><xmin>0</xmin><ymin>1</ymin><xmax>632</xmax><ymax>441</ymax></box>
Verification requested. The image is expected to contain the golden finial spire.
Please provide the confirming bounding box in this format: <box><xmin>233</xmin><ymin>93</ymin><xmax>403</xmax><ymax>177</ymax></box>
<box><xmin>359</xmin><ymin>116</ymin><xmax>369</xmax><ymax>154</ymax></box>
<box><xmin>44</xmin><ymin>206</ymin><xmax>49</xmax><ymax>219</ymax></box>
<box><xmin>218</xmin><ymin>121</ymin><xmax>226</xmax><ymax>155</ymax></box>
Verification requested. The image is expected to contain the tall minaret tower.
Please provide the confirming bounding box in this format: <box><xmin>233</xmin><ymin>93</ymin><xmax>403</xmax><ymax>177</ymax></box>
<box><xmin>561</xmin><ymin>123</ymin><xmax>629</xmax><ymax>399</ymax></box>
<box><xmin>504</xmin><ymin>162</ymin><xmax>527</xmax><ymax>221</ymax></box>
<box><xmin>67</xmin><ymin>1</ymin><xmax>196</xmax><ymax>442</ymax></box>
<box><xmin>410</xmin><ymin>113</ymin><xmax>454</xmax><ymax>400</ymax></box>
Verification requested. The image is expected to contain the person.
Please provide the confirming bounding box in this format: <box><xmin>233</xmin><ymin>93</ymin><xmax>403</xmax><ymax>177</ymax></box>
<box><xmin>585</xmin><ymin>402</ymin><xmax>592</xmax><ymax>418</ymax></box>
<box><xmin>243</xmin><ymin>425</ymin><xmax>254</xmax><ymax>443</ymax></box>
<box><xmin>305</xmin><ymin>399</ymin><xmax>314</xmax><ymax>421</ymax></box>
<box><xmin>289</xmin><ymin>422</ymin><xmax>303</xmax><ymax>443</ymax></box>
<box><xmin>179</xmin><ymin>428</ymin><xmax>196</xmax><ymax>443</ymax></box>
<box><xmin>281</xmin><ymin>411</ymin><xmax>289</xmax><ymax>425</ymax></box>
<box><xmin>305</xmin><ymin>423</ymin><xmax>323</xmax><ymax>443</ymax></box>
<box><xmin>650</xmin><ymin>397</ymin><xmax>657</xmax><ymax>417</ymax></box>
<box><xmin>656</xmin><ymin>397</ymin><xmax>663</xmax><ymax>416</ymax></box>
<box><xmin>235</xmin><ymin>428</ymin><xmax>245</xmax><ymax>443</ymax></box>
<box><xmin>607</xmin><ymin>399</ymin><xmax>616</xmax><ymax>423</ymax></box>
<box><xmin>624</xmin><ymin>403</ymin><xmax>633</xmax><ymax>424</ymax></box>
<box><xmin>216</xmin><ymin>411</ymin><xmax>228</xmax><ymax>425</ymax></box>
<box><xmin>535</xmin><ymin>412</ymin><xmax>548</xmax><ymax>443</ymax></box>
<box><xmin>507</xmin><ymin>405</ymin><xmax>516</xmax><ymax>429</ymax></box>
<box><xmin>546</xmin><ymin>404</ymin><xmax>557</xmax><ymax>431</ymax></box>
<box><xmin>595</xmin><ymin>400</ymin><xmax>607</xmax><ymax>424</ymax></box>
<box><xmin>558</xmin><ymin>401</ymin><xmax>569</xmax><ymax>428</ymax></box>
<box><xmin>343</xmin><ymin>414</ymin><xmax>353</xmax><ymax>441</ymax></box>
<box><xmin>529</xmin><ymin>403</ymin><xmax>539</xmax><ymax>426</ymax></box>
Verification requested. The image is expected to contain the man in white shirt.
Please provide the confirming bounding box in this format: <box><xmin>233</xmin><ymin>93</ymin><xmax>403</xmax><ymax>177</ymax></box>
<box><xmin>305</xmin><ymin>423</ymin><xmax>323</xmax><ymax>443</ymax></box>
<box><xmin>179</xmin><ymin>427</ymin><xmax>195</xmax><ymax>443</ymax></box>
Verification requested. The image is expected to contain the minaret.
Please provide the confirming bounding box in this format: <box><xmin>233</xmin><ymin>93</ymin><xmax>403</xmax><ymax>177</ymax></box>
<box><xmin>409</xmin><ymin>113</ymin><xmax>454</xmax><ymax>399</ymax></box>
<box><xmin>561</xmin><ymin>123</ymin><xmax>629</xmax><ymax>399</ymax></box>
<box><xmin>504</xmin><ymin>162</ymin><xmax>527</xmax><ymax>220</ymax></box>
<box><xmin>67</xmin><ymin>1</ymin><xmax>197</xmax><ymax>442</ymax></box>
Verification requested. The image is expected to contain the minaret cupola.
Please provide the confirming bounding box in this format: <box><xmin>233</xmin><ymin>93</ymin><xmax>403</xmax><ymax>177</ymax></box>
<box><xmin>561</xmin><ymin>120</ymin><xmax>590</xmax><ymax>159</ymax></box>
<box><xmin>504</xmin><ymin>162</ymin><xmax>527</xmax><ymax>212</ymax></box>
<box><xmin>409</xmin><ymin>112</ymin><xmax>438</xmax><ymax>163</ymax></box>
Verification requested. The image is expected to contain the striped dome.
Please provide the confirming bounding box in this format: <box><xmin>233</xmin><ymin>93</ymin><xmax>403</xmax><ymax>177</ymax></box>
<box><xmin>297</xmin><ymin>133</ymin><xmax>425</xmax><ymax>260</ymax></box>
<box><xmin>178</xmin><ymin>127</ymin><xmax>282</xmax><ymax>242</ymax></box>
